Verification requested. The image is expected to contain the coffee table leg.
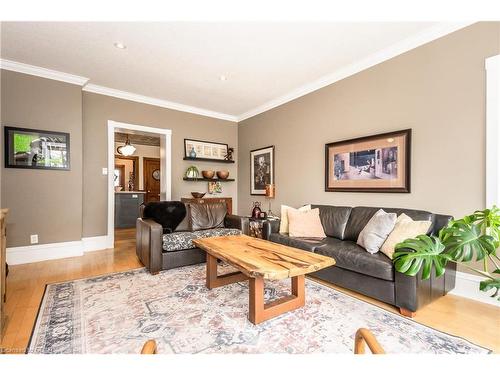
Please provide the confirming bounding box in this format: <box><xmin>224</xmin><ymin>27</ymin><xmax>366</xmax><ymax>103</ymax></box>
<box><xmin>249</xmin><ymin>275</ymin><xmax>305</xmax><ymax>324</ymax></box>
<box><xmin>206</xmin><ymin>253</ymin><xmax>248</xmax><ymax>290</ymax></box>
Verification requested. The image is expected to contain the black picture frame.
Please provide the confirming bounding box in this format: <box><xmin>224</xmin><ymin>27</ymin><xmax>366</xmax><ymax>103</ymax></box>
<box><xmin>184</xmin><ymin>138</ymin><xmax>229</xmax><ymax>161</ymax></box>
<box><xmin>250</xmin><ymin>145</ymin><xmax>275</xmax><ymax>196</ymax></box>
<box><xmin>4</xmin><ymin>126</ymin><xmax>71</xmax><ymax>170</ymax></box>
<box><xmin>325</xmin><ymin>129</ymin><xmax>411</xmax><ymax>193</ymax></box>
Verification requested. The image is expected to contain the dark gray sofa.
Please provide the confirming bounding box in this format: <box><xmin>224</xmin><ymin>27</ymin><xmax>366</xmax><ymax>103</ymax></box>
<box><xmin>264</xmin><ymin>205</ymin><xmax>456</xmax><ymax>316</ymax></box>
<box><xmin>136</xmin><ymin>201</ymin><xmax>249</xmax><ymax>274</ymax></box>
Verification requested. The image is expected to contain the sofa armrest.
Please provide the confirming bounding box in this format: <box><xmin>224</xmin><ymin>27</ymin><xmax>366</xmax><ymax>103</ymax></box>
<box><xmin>431</xmin><ymin>214</ymin><xmax>453</xmax><ymax>235</ymax></box>
<box><xmin>136</xmin><ymin>218</ymin><xmax>163</xmax><ymax>275</ymax></box>
<box><xmin>262</xmin><ymin>219</ymin><xmax>280</xmax><ymax>240</ymax></box>
<box><xmin>395</xmin><ymin>261</ymin><xmax>457</xmax><ymax>313</ymax></box>
<box><xmin>224</xmin><ymin>214</ymin><xmax>250</xmax><ymax>235</ymax></box>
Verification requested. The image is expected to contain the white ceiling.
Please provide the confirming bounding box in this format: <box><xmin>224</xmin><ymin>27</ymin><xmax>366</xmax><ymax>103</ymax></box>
<box><xmin>1</xmin><ymin>22</ymin><xmax>469</xmax><ymax>121</ymax></box>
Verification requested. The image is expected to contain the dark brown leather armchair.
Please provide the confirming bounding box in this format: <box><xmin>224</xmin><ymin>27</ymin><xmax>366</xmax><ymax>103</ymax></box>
<box><xmin>137</xmin><ymin>201</ymin><xmax>249</xmax><ymax>274</ymax></box>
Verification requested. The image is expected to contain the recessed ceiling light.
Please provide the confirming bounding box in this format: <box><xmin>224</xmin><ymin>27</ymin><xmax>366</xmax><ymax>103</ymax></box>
<box><xmin>114</xmin><ymin>42</ymin><xmax>127</xmax><ymax>49</ymax></box>
<box><xmin>219</xmin><ymin>75</ymin><xmax>227</xmax><ymax>81</ymax></box>
<box><xmin>387</xmin><ymin>138</ymin><xmax>395</xmax><ymax>143</ymax></box>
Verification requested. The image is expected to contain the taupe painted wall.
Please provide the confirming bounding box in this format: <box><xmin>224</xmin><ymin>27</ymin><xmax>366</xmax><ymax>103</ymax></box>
<box><xmin>238</xmin><ymin>23</ymin><xmax>500</xmax><ymax>219</ymax></box>
<box><xmin>1</xmin><ymin>70</ymin><xmax>83</xmax><ymax>247</ymax></box>
<box><xmin>82</xmin><ymin>92</ymin><xmax>238</xmax><ymax>237</ymax></box>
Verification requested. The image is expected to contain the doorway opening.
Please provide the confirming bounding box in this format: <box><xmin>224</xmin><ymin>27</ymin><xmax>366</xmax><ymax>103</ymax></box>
<box><xmin>107</xmin><ymin>120</ymin><xmax>171</xmax><ymax>246</ymax></box>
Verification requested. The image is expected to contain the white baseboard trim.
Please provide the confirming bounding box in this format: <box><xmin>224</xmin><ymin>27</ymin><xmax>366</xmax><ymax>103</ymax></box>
<box><xmin>7</xmin><ymin>235</ymin><xmax>113</xmax><ymax>265</ymax></box>
<box><xmin>82</xmin><ymin>235</ymin><xmax>114</xmax><ymax>253</ymax></box>
<box><xmin>7</xmin><ymin>241</ymin><xmax>85</xmax><ymax>265</ymax></box>
<box><xmin>450</xmin><ymin>271</ymin><xmax>500</xmax><ymax>307</ymax></box>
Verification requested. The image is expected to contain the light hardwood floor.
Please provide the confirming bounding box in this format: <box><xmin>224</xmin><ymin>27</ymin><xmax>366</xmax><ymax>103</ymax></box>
<box><xmin>1</xmin><ymin>228</ymin><xmax>499</xmax><ymax>353</ymax></box>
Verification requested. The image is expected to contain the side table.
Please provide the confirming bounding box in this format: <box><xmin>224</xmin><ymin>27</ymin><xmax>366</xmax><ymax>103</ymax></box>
<box><xmin>248</xmin><ymin>217</ymin><xmax>279</xmax><ymax>239</ymax></box>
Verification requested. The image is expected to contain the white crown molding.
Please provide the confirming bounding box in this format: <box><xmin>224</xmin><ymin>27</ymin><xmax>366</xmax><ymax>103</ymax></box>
<box><xmin>83</xmin><ymin>84</ymin><xmax>238</xmax><ymax>122</ymax></box>
<box><xmin>0</xmin><ymin>58</ymin><xmax>89</xmax><ymax>86</ymax></box>
<box><xmin>237</xmin><ymin>22</ymin><xmax>476</xmax><ymax>122</ymax></box>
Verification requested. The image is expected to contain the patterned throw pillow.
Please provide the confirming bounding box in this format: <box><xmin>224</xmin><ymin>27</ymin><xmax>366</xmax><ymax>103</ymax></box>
<box><xmin>357</xmin><ymin>209</ymin><xmax>397</xmax><ymax>254</ymax></box>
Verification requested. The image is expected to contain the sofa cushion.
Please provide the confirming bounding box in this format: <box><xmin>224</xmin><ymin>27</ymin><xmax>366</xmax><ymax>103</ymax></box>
<box><xmin>187</xmin><ymin>202</ymin><xmax>227</xmax><ymax>231</ymax></box>
<box><xmin>343</xmin><ymin>207</ymin><xmax>434</xmax><ymax>242</ymax></box>
<box><xmin>269</xmin><ymin>233</ymin><xmax>330</xmax><ymax>252</ymax></box>
<box><xmin>314</xmin><ymin>240</ymin><xmax>394</xmax><ymax>281</ymax></box>
<box><xmin>311</xmin><ymin>205</ymin><xmax>352</xmax><ymax>240</ymax></box>
<box><xmin>162</xmin><ymin>228</ymin><xmax>240</xmax><ymax>252</ymax></box>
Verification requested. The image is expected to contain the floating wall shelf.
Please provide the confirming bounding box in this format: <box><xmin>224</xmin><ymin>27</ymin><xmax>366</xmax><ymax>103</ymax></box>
<box><xmin>183</xmin><ymin>177</ymin><xmax>235</xmax><ymax>182</ymax></box>
<box><xmin>183</xmin><ymin>157</ymin><xmax>235</xmax><ymax>164</ymax></box>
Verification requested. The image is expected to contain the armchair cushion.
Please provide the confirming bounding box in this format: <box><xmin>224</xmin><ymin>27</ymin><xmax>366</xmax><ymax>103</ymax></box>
<box><xmin>187</xmin><ymin>202</ymin><xmax>227</xmax><ymax>231</ymax></box>
<box><xmin>162</xmin><ymin>228</ymin><xmax>241</xmax><ymax>252</ymax></box>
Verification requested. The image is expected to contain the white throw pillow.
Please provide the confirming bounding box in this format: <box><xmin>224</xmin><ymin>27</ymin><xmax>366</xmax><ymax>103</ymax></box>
<box><xmin>288</xmin><ymin>208</ymin><xmax>326</xmax><ymax>238</ymax></box>
<box><xmin>279</xmin><ymin>204</ymin><xmax>312</xmax><ymax>233</ymax></box>
<box><xmin>380</xmin><ymin>213</ymin><xmax>432</xmax><ymax>259</ymax></box>
<box><xmin>357</xmin><ymin>209</ymin><xmax>397</xmax><ymax>254</ymax></box>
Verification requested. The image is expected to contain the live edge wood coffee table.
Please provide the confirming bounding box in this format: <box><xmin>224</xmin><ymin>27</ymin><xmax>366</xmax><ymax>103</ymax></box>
<box><xmin>193</xmin><ymin>235</ymin><xmax>335</xmax><ymax>324</ymax></box>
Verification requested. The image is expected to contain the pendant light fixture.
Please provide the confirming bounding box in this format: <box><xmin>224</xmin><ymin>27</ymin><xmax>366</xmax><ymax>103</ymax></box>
<box><xmin>117</xmin><ymin>135</ymin><xmax>136</xmax><ymax>156</ymax></box>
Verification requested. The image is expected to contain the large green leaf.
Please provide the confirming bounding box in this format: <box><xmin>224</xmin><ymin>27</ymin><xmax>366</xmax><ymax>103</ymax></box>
<box><xmin>472</xmin><ymin>206</ymin><xmax>500</xmax><ymax>249</ymax></box>
<box><xmin>479</xmin><ymin>278</ymin><xmax>500</xmax><ymax>301</ymax></box>
<box><xmin>393</xmin><ymin>235</ymin><xmax>452</xmax><ymax>280</ymax></box>
<box><xmin>440</xmin><ymin>222</ymin><xmax>496</xmax><ymax>262</ymax></box>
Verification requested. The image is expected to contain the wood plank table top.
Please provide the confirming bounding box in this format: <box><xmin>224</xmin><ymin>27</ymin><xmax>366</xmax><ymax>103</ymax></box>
<box><xmin>193</xmin><ymin>235</ymin><xmax>335</xmax><ymax>280</ymax></box>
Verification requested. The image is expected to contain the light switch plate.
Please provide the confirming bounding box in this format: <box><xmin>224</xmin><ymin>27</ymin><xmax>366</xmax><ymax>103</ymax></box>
<box><xmin>102</xmin><ymin>168</ymin><xmax>108</xmax><ymax>175</ymax></box>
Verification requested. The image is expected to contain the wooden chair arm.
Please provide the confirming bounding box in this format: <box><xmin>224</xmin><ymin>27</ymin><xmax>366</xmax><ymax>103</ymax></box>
<box><xmin>141</xmin><ymin>339</ymin><xmax>158</xmax><ymax>354</ymax></box>
<box><xmin>354</xmin><ymin>328</ymin><xmax>385</xmax><ymax>354</ymax></box>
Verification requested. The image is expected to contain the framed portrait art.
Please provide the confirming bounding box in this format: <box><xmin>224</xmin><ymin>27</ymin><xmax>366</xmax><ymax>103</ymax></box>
<box><xmin>325</xmin><ymin>129</ymin><xmax>411</xmax><ymax>193</ymax></box>
<box><xmin>4</xmin><ymin>126</ymin><xmax>70</xmax><ymax>170</ymax></box>
<box><xmin>250</xmin><ymin>146</ymin><xmax>274</xmax><ymax>195</ymax></box>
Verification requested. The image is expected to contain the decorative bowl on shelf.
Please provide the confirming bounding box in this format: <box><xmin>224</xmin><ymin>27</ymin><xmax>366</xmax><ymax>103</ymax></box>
<box><xmin>191</xmin><ymin>192</ymin><xmax>206</xmax><ymax>198</ymax></box>
<box><xmin>216</xmin><ymin>170</ymin><xmax>230</xmax><ymax>180</ymax></box>
<box><xmin>201</xmin><ymin>170</ymin><xmax>215</xmax><ymax>179</ymax></box>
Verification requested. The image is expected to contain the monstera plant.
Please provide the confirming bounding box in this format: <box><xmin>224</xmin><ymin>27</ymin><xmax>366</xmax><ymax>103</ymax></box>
<box><xmin>393</xmin><ymin>206</ymin><xmax>500</xmax><ymax>301</ymax></box>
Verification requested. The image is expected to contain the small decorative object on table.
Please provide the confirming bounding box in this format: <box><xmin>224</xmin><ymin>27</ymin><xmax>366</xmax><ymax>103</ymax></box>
<box><xmin>216</xmin><ymin>170</ymin><xmax>229</xmax><ymax>180</ymax></box>
<box><xmin>189</xmin><ymin>147</ymin><xmax>197</xmax><ymax>158</ymax></box>
<box><xmin>185</xmin><ymin>165</ymin><xmax>200</xmax><ymax>179</ymax></box>
<box><xmin>251</xmin><ymin>201</ymin><xmax>262</xmax><ymax>219</ymax></box>
<box><xmin>191</xmin><ymin>192</ymin><xmax>206</xmax><ymax>198</ymax></box>
<box><xmin>202</xmin><ymin>170</ymin><xmax>215</xmax><ymax>179</ymax></box>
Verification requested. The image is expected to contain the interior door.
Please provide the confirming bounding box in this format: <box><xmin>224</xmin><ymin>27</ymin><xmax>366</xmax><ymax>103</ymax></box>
<box><xmin>143</xmin><ymin>157</ymin><xmax>161</xmax><ymax>203</ymax></box>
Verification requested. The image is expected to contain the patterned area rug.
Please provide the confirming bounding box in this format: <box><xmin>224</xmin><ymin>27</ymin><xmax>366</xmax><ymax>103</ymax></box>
<box><xmin>28</xmin><ymin>264</ymin><xmax>490</xmax><ymax>354</ymax></box>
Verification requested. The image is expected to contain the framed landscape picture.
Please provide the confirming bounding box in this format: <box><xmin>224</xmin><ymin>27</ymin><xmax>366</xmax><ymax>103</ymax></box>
<box><xmin>184</xmin><ymin>138</ymin><xmax>229</xmax><ymax>160</ymax></box>
<box><xmin>325</xmin><ymin>129</ymin><xmax>411</xmax><ymax>193</ymax></box>
<box><xmin>250</xmin><ymin>145</ymin><xmax>274</xmax><ymax>195</ymax></box>
<box><xmin>4</xmin><ymin>126</ymin><xmax>70</xmax><ymax>170</ymax></box>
